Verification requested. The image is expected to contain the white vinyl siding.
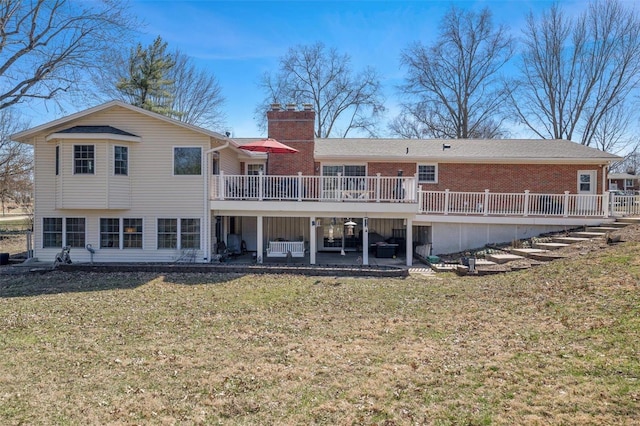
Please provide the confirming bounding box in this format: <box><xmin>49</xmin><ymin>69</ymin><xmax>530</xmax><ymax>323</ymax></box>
<box><xmin>31</xmin><ymin>105</ymin><xmax>208</xmax><ymax>262</ymax></box>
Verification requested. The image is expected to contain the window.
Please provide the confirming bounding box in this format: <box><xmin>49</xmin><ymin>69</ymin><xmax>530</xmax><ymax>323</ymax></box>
<box><xmin>158</xmin><ymin>218</ymin><xmax>177</xmax><ymax>249</ymax></box>
<box><xmin>418</xmin><ymin>164</ymin><xmax>437</xmax><ymax>183</ymax></box>
<box><xmin>55</xmin><ymin>146</ymin><xmax>60</xmax><ymax>176</ymax></box>
<box><xmin>322</xmin><ymin>165</ymin><xmax>366</xmax><ymax>177</ymax></box>
<box><xmin>212</xmin><ymin>155</ymin><xmax>219</xmax><ymax>175</ymax></box>
<box><xmin>174</xmin><ymin>147</ymin><xmax>201</xmax><ymax>175</ymax></box>
<box><xmin>625</xmin><ymin>179</ymin><xmax>634</xmax><ymax>189</ymax></box>
<box><xmin>43</xmin><ymin>218</ymin><xmax>62</xmax><ymax>248</ymax></box>
<box><xmin>181</xmin><ymin>218</ymin><xmax>200</xmax><ymax>249</ymax></box>
<box><xmin>123</xmin><ymin>218</ymin><xmax>143</xmax><ymax>249</ymax></box>
<box><xmin>157</xmin><ymin>218</ymin><xmax>199</xmax><ymax>249</ymax></box>
<box><xmin>100</xmin><ymin>218</ymin><xmax>120</xmax><ymax>248</ymax></box>
<box><xmin>65</xmin><ymin>218</ymin><xmax>86</xmax><ymax>248</ymax></box>
<box><xmin>114</xmin><ymin>146</ymin><xmax>128</xmax><ymax>176</ymax></box>
<box><xmin>74</xmin><ymin>145</ymin><xmax>94</xmax><ymax>174</ymax></box>
<box><xmin>247</xmin><ymin>164</ymin><xmax>264</xmax><ymax>175</ymax></box>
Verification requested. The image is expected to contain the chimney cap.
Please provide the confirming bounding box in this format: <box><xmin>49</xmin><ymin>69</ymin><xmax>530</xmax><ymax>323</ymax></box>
<box><xmin>271</xmin><ymin>103</ymin><xmax>281</xmax><ymax>111</ymax></box>
<box><xmin>302</xmin><ymin>103</ymin><xmax>313</xmax><ymax>111</ymax></box>
<box><xmin>286</xmin><ymin>103</ymin><xmax>296</xmax><ymax>111</ymax></box>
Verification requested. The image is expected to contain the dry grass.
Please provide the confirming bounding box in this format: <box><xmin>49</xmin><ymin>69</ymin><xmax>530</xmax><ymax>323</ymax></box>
<box><xmin>1</xmin><ymin>243</ymin><xmax>639</xmax><ymax>424</ymax></box>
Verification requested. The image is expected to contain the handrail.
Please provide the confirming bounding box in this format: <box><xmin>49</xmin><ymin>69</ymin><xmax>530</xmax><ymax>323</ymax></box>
<box><xmin>211</xmin><ymin>173</ymin><xmax>418</xmax><ymax>203</ymax></box>
<box><xmin>210</xmin><ymin>174</ymin><xmax>615</xmax><ymax>218</ymax></box>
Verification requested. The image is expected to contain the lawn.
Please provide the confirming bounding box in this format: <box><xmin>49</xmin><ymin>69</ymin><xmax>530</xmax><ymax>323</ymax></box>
<box><xmin>1</xmin><ymin>242</ymin><xmax>639</xmax><ymax>424</ymax></box>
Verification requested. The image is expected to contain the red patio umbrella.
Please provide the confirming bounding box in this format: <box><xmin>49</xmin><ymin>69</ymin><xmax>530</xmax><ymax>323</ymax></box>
<box><xmin>240</xmin><ymin>138</ymin><xmax>299</xmax><ymax>154</ymax></box>
<box><xmin>240</xmin><ymin>138</ymin><xmax>298</xmax><ymax>174</ymax></box>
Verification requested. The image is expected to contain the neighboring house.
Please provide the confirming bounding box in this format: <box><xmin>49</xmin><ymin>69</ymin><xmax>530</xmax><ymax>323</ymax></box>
<box><xmin>608</xmin><ymin>172</ymin><xmax>638</xmax><ymax>193</ymax></box>
<box><xmin>12</xmin><ymin>101</ymin><xmax>620</xmax><ymax>266</ymax></box>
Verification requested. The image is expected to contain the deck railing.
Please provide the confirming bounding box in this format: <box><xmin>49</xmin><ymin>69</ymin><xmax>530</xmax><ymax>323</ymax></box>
<box><xmin>211</xmin><ymin>172</ymin><xmax>417</xmax><ymax>203</ymax></box>
<box><xmin>610</xmin><ymin>193</ymin><xmax>640</xmax><ymax>216</ymax></box>
<box><xmin>210</xmin><ymin>173</ymin><xmax>619</xmax><ymax>218</ymax></box>
<box><xmin>419</xmin><ymin>189</ymin><xmax>608</xmax><ymax>217</ymax></box>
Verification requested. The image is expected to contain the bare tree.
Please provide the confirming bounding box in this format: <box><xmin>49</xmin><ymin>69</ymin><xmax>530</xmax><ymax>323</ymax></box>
<box><xmin>511</xmin><ymin>0</ymin><xmax>640</xmax><ymax>149</ymax></box>
<box><xmin>257</xmin><ymin>42</ymin><xmax>385</xmax><ymax>138</ymax></box>
<box><xmin>0</xmin><ymin>0</ymin><xmax>135</xmax><ymax>111</ymax></box>
<box><xmin>0</xmin><ymin>108</ymin><xmax>31</xmax><ymax>215</ymax></box>
<box><xmin>94</xmin><ymin>47</ymin><xmax>226</xmax><ymax>131</ymax></box>
<box><xmin>394</xmin><ymin>6</ymin><xmax>514</xmax><ymax>139</ymax></box>
<box><xmin>167</xmin><ymin>50</ymin><xmax>226</xmax><ymax>131</ymax></box>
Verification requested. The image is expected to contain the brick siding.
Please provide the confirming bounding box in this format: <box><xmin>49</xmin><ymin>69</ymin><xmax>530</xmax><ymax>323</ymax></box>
<box><xmin>264</xmin><ymin>107</ymin><xmax>604</xmax><ymax>193</ymax></box>
<box><xmin>266</xmin><ymin>108</ymin><xmax>316</xmax><ymax>176</ymax></box>
<box><xmin>426</xmin><ymin>163</ymin><xmax>603</xmax><ymax>194</ymax></box>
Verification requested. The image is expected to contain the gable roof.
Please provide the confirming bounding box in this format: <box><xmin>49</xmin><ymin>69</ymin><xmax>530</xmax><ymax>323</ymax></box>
<box><xmin>314</xmin><ymin>138</ymin><xmax>620</xmax><ymax>163</ymax></box>
<box><xmin>11</xmin><ymin>100</ymin><xmax>232</xmax><ymax>145</ymax></box>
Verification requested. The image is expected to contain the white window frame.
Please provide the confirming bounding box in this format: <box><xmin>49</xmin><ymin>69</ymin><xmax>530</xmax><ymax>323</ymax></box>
<box><xmin>173</xmin><ymin>146</ymin><xmax>202</xmax><ymax>176</ymax></box>
<box><xmin>321</xmin><ymin>163</ymin><xmax>367</xmax><ymax>177</ymax></box>
<box><xmin>417</xmin><ymin>164</ymin><xmax>438</xmax><ymax>184</ymax></box>
<box><xmin>123</xmin><ymin>218</ymin><xmax>144</xmax><ymax>249</ymax></box>
<box><xmin>64</xmin><ymin>217</ymin><xmax>86</xmax><ymax>248</ymax></box>
<box><xmin>157</xmin><ymin>217</ymin><xmax>202</xmax><ymax>250</ymax></box>
<box><xmin>73</xmin><ymin>144</ymin><xmax>95</xmax><ymax>175</ymax></box>
<box><xmin>114</xmin><ymin>145</ymin><xmax>129</xmax><ymax>176</ymax></box>
<box><xmin>577</xmin><ymin>170</ymin><xmax>596</xmax><ymax>194</ymax></box>
<box><xmin>246</xmin><ymin>163</ymin><xmax>265</xmax><ymax>175</ymax></box>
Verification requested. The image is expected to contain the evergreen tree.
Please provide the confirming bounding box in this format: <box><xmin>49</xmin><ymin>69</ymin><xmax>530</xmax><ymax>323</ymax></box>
<box><xmin>117</xmin><ymin>36</ymin><xmax>177</xmax><ymax>115</ymax></box>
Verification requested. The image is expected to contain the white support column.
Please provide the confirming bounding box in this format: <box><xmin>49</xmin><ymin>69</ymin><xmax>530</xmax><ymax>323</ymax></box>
<box><xmin>362</xmin><ymin>217</ymin><xmax>369</xmax><ymax>265</ymax></box>
<box><xmin>257</xmin><ymin>215</ymin><xmax>263</xmax><ymax>264</ymax></box>
<box><xmin>405</xmin><ymin>218</ymin><xmax>413</xmax><ymax>267</ymax></box>
<box><xmin>310</xmin><ymin>217</ymin><xmax>317</xmax><ymax>265</ymax></box>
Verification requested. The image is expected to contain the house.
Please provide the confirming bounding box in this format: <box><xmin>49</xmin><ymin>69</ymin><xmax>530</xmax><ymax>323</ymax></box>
<box><xmin>608</xmin><ymin>172</ymin><xmax>638</xmax><ymax>193</ymax></box>
<box><xmin>12</xmin><ymin>101</ymin><xmax>620</xmax><ymax>266</ymax></box>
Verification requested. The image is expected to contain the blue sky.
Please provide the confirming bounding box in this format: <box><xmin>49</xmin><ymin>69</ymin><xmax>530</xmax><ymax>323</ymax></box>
<box><xmin>25</xmin><ymin>0</ymin><xmax>589</xmax><ymax>137</ymax></box>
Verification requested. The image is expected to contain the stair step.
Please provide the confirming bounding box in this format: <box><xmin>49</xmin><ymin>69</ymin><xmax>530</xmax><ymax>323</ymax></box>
<box><xmin>569</xmin><ymin>231</ymin><xmax>607</xmax><ymax>238</ymax></box>
<box><xmin>585</xmin><ymin>226</ymin><xmax>619</xmax><ymax>232</ymax></box>
<box><xmin>533</xmin><ymin>242</ymin><xmax>570</xmax><ymax>250</ymax></box>
<box><xmin>510</xmin><ymin>248</ymin><xmax>550</xmax><ymax>256</ymax></box>
<box><xmin>486</xmin><ymin>253</ymin><xmax>524</xmax><ymax>264</ymax></box>
<box><xmin>616</xmin><ymin>217</ymin><xmax>640</xmax><ymax>224</ymax></box>
<box><xmin>605</xmin><ymin>222</ymin><xmax>630</xmax><ymax>228</ymax></box>
<box><xmin>552</xmin><ymin>236</ymin><xmax>592</xmax><ymax>244</ymax></box>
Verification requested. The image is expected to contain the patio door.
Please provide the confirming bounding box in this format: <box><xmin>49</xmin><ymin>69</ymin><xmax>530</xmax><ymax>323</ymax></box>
<box><xmin>577</xmin><ymin>170</ymin><xmax>597</xmax><ymax>213</ymax></box>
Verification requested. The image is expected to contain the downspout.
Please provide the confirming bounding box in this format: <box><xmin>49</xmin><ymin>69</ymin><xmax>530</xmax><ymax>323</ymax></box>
<box><xmin>602</xmin><ymin>164</ymin><xmax>608</xmax><ymax>218</ymax></box>
<box><xmin>204</xmin><ymin>141</ymin><xmax>230</xmax><ymax>262</ymax></box>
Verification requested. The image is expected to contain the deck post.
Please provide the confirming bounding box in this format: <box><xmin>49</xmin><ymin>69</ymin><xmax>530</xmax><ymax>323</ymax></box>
<box><xmin>523</xmin><ymin>190</ymin><xmax>530</xmax><ymax>217</ymax></box>
<box><xmin>444</xmin><ymin>189</ymin><xmax>450</xmax><ymax>215</ymax></box>
<box><xmin>563</xmin><ymin>191</ymin><xmax>570</xmax><ymax>217</ymax></box>
<box><xmin>258</xmin><ymin>171</ymin><xmax>264</xmax><ymax>201</ymax></box>
<box><xmin>219</xmin><ymin>171</ymin><xmax>225</xmax><ymax>200</ymax></box>
<box><xmin>418</xmin><ymin>185</ymin><xmax>424</xmax><ymax>213</ymax></box>
<box><xmin>376</xmin><ymin>173</ymin><xmax>381</xmax><ymax>202</ymax></box>
<box><xmin>310</xmin><ymin>217</ymin><xmax>316</xmax><ymax>264</ymax></box>
<box><xmin>297</xmin><ymin>172</ymin><xmax>303</xmax><ymax>201</ymax></box>
<box><xmin>257</xmin><ymin>215</ymin><xmax>263</xmax><ymax>264</ymax></box>
<box><xmin>483</xmin><ymin>189</ymin><xmax>489</xmax><ymax>216</ymax></box>
<box><xmin>405</xmin><ymin>218</ymin><xmax>413</xmax><ymax>267</ymax></box>
<box><xmin>603</xmin><ymin>191</ymin><xmax>610</xmax><ymax>218</ymax></box>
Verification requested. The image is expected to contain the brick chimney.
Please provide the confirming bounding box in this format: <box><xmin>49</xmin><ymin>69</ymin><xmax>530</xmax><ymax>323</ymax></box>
<box><xmin>266</xmin><ymin>103</ymin><xmax>316</xmax><ymax>176</ymax></box>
